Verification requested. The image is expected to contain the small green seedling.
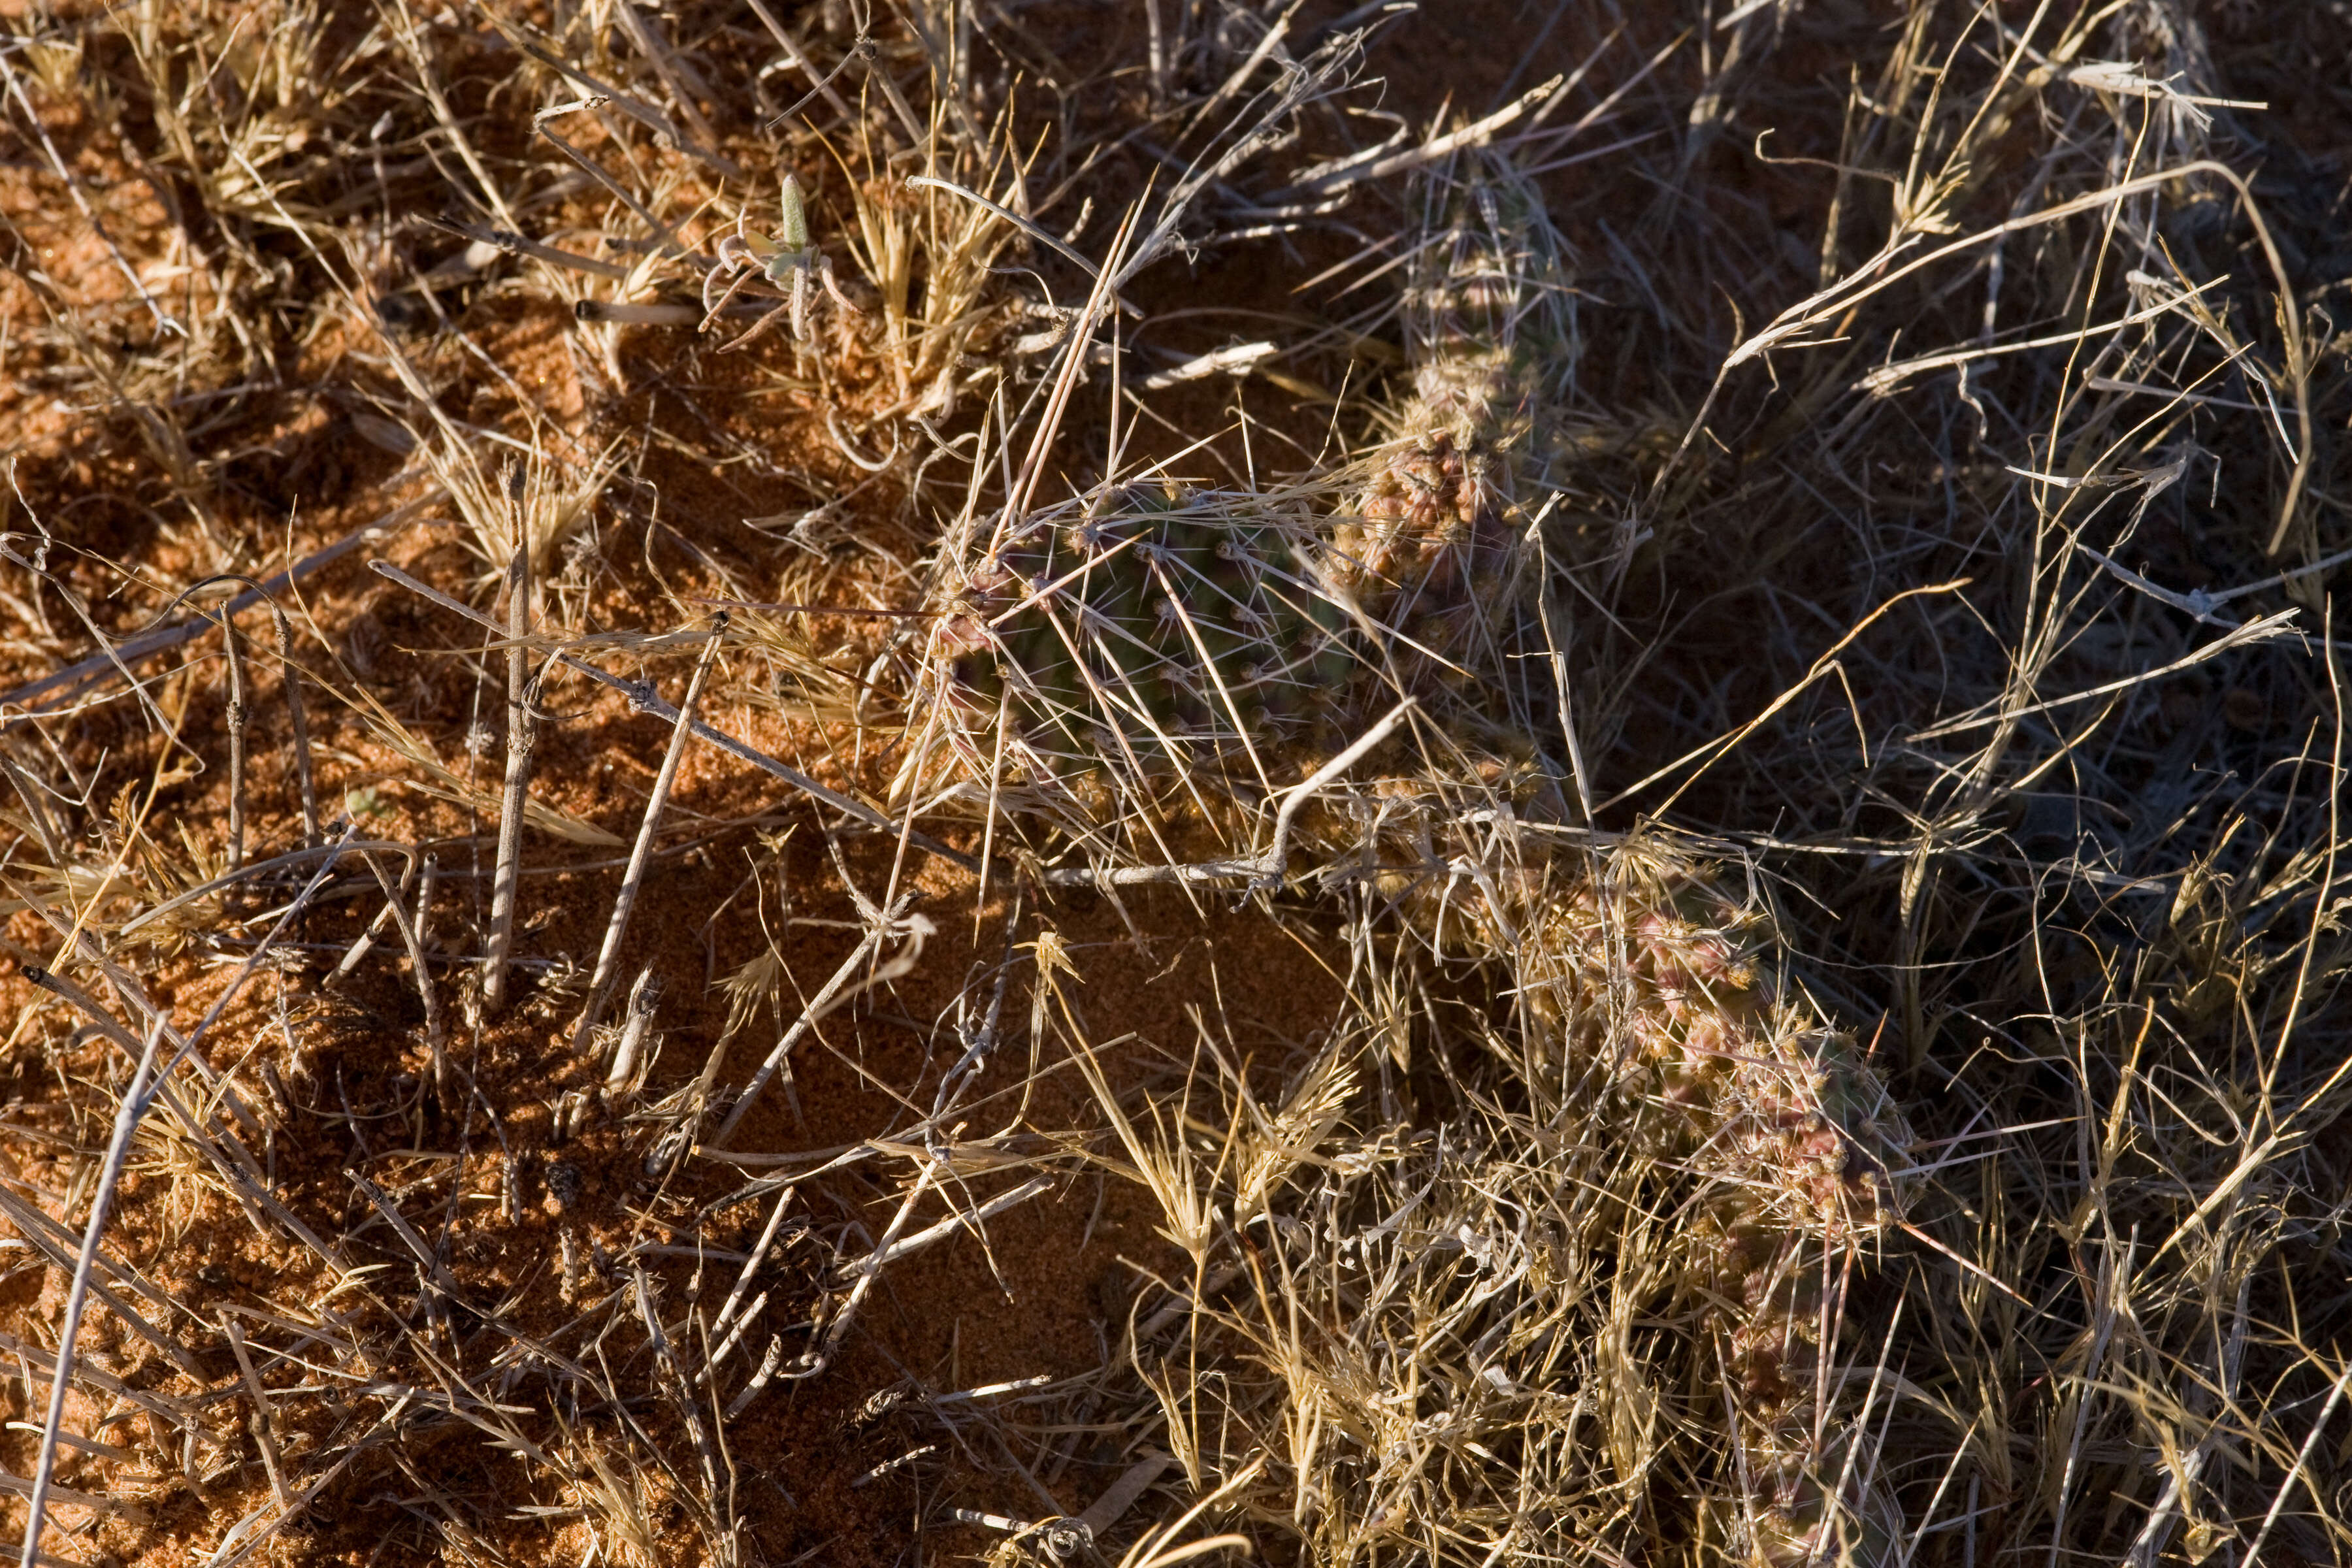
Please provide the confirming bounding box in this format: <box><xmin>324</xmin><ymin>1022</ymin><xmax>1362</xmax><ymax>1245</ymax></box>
<box><xmin>701</xmin><ymin>173</ymin><xmax>858</xmax><ymax>353</ymax></box>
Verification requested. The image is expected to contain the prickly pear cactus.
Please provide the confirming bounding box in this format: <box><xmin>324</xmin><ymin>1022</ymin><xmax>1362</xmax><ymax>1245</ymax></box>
<box><xmin>1445</xmin><ymin>839</ymin><xmax>1911</xmax><ymax>1566</ymax></box>
<box><xmin>1328</xmin><ymin>158</ymin><xmax>1574</xmax><ymax>671</ymax></box>
<box><xmin>922</xmin><ymin>484</ymin><xmax>1350</xmax><ymax>788</ymax></box>
<box><xmin>913</xmin><ymin>158</ymin><xmax>1582</xmax><ymax>807</ymax></box>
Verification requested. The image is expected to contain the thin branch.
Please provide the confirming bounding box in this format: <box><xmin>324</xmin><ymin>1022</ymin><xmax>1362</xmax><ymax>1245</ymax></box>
<box><xmin>483</xmin><ymin>537</ymin><xmax>534</xmax><ymax>1017</ymax></box>
<box><xmin>570</xmin><ymin>615</ymin><xmax>728</xmax><ymax>1054</ymax></box>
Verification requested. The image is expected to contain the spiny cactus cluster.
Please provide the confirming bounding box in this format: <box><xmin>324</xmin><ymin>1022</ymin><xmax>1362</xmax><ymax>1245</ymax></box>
<box><xmin>906</xmin><ymin>145</ymin><xmax>1916</xmax><ymax>1568</ymax></box>
<box><xmin>1318</xmin><ymin>158</ymin><xmax>1912</xmax><ymax>1568</ymax></box>
<box><xmin>919</xmin><ymin>159</ymin><xmax>1576</xmax><ymax>803</ymax></box>
<box><xmin>1528</xmin><ymin>852</ymin><xmax>1902</xmax><ymax>1223</ymax></box>
<box><xmin>1326</xmin><ymin>160</ymin><xmax>1571</xmax><ymax>677</ymax></box>
<box><xmin>1446</xmin><ymin>840</ymin><xmax>1911</xmax><ymax>1565</ymax></box>
<box><xmin>923</xmin><ymin>484</ymin><xmax>1350</xmax><ymax>787</ymax></box>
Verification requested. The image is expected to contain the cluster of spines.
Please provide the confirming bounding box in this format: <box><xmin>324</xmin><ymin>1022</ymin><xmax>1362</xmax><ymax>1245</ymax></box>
<box><xmin>1332</xmin><ymin>427</ymin><xmax>1522</xmax><ymax>675</ymax></box>
<box><xmin>1437</xmin><ymin>843</ymin><xmax>1910</xmax><ymax>1566</ymax></box>
<box><xmin>1328</xmin><ymin>159</ymin><xmax>1571</xmax><ymax>686</ymax></box>
<box><xmin>927</xmin><ymin>485</ymin><xmax>1350</xmax><ymax>785</ymax></box>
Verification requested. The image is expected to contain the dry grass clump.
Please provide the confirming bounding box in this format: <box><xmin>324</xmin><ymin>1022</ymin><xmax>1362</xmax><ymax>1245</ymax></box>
<box><xmin>5</xmin><ymin>3</ymin><xmax>2352</xmax><ymax>1568</ymax></box>
<box><xmin>0</xmin><ymin>1</ymin><xmax>1063</xmax><ymax>1562</ymax></box>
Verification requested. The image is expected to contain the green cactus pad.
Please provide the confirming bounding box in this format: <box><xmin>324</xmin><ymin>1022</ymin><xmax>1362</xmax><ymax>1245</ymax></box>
<box><xmin>926</xmin><ymin>485</ymin><xmax>1352</xmax><ymax>785</ymax></box>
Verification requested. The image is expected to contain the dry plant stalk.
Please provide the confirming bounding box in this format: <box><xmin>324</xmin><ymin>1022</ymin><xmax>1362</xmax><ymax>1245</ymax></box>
<box><xmin>570</xmin><ymin>615</ymin><xmax>728</xmax><ymax>1053</ymax></box>
<box><xmin>482</xmin><ymin>533</ymin><xmax>534</xmax><ymax>1017</ymax></box>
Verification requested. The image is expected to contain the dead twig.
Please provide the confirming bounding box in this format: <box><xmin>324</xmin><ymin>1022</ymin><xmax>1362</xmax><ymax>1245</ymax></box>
<box><xmin>482</xmin><ymin>536</ymin><xmax>534</xmax><ymax>1017</ymax></box>
<box><xmin>570</xmin><ymin>614</ymin><xmax>728</xmax><ymax>1054</ymax></box>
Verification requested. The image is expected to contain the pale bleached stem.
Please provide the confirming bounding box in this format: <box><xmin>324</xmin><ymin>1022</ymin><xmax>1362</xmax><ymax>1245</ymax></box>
<box><xmin>482</xmin><ymin>538</ymin><xmax>532</xmax><ymax>1017</ymax></box>
<box><xmin>569</xmin><ymin>615</ymin><xmax>728</xmax><ymax>1055</ymax></box>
